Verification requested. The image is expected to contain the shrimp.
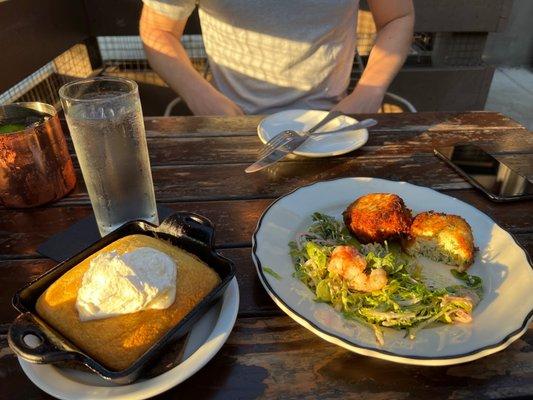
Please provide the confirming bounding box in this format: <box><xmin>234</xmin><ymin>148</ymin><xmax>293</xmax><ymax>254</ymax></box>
<box><xmin>328</xmin><ymin>245</ymin><xmax>388</xmax><ymax>292</ymax></box>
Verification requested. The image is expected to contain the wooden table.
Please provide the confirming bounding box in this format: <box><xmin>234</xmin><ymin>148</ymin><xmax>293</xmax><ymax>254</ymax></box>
<box><xmin>1</xmin><ymin>112</ymin><xmax>532</xmax><ymax>399</ymax></box>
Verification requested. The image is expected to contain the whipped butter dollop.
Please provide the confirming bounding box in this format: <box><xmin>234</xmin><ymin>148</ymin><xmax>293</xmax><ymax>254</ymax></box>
<box><xmin>76</xmin><ymin>247</ymin><xmax>177</xmax><ymax>321</ymax></box>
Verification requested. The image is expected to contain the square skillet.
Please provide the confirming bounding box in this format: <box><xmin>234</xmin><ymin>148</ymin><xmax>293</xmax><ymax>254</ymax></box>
<box><xmin>8</xmin><ymin>212</ymin><xmax>235</xmax><ymax>385</ymax></box>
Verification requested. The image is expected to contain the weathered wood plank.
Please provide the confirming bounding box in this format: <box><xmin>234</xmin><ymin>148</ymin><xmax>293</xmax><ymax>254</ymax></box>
<box><xmin>152</xmin><ymin>128</ymin><xmax>532</xmax><ymax>164</ymax></box>
<box><xmin>54</xmin><ymin>153</ymin><xmax>533</xmax><ymax>205</ymax></box>
<box><xmin>172</xmin><ymin>316</ymin><xmax>533</xmax><ymax>400</ymax></box>
<box><xmin>0</xmin><ymin>315</ymin><xmax>531</xmax><ymax>400</ymax></box>
<box><xmin>138</xmin><ymin>112</ymin><xmax>526</xmax><ymax>137</ymax></box>
<box><xmin>64</xmin><ymin>127</ymin><xmax>533</xmax><ymax>167</ymax></box>
<box><xmin>0</xmin><ymin>199</ymin><xmax>271</xmax><ymax>258</ymax></box>
<box><xmin>53</xmin><ymin>157</ymin><xmax>475</xmax><ymax>205</ymax></box>
<box><xmin>59</xmin><ymin>112</ymin><xmax>518</xmax><ymax>140</ymax></box>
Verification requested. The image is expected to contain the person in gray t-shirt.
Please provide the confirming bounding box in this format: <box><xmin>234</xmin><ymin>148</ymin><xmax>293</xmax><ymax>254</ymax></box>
<box><xmin>140</xmin><ymin>1</ymin><xmax>414</xmax><ymax>115</ymax></box>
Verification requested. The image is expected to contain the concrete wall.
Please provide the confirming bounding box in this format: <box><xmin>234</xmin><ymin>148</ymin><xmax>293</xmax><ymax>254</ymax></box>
<box><xmin>483</xmin><ymin>0</ymin><xmax>533</xmax><ymax>66</ymax></box>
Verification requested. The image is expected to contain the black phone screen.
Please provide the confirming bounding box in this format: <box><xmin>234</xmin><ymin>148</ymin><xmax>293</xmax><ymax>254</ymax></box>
<box><xmin>435</xmin><ymin>144</ymin><xmax>533</xmax><ymax>200</ymax></box>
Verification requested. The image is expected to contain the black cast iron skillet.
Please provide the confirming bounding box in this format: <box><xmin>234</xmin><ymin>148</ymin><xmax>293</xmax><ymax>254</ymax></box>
<box><xmin>8</xmin><ymin>212</ymin><xmax>235</xmax><ymax>385</ymax></box>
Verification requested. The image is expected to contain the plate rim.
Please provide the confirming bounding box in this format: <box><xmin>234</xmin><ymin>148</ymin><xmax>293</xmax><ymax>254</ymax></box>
<box><xmin>251</xmin><ymin>177</ymin><xmax>533</xmax><ymax>365</ymax></box>
<box><xmin>257</xmin><ymin>109</ymin><xmax>369</xmax><ymax>158</ymax></box>
<box><xmin>18</xmin><ymin>278</ymin><xmax>240</xmax><ymax>400</ymax></box>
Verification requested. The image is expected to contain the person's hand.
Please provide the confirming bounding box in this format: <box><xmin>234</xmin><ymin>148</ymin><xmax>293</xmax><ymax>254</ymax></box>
<box><xmin>185</xmin><ymin>89</ymin><xmax>245</xmax><ymax>116</ymax></box>
<box><xmin>332</xmin><ymin>85</ymin><xmax>385</xmax><ymax>114</ymax></box>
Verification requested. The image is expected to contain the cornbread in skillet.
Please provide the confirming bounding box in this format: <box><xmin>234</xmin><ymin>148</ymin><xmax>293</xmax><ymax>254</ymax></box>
<box><xmin>343</xmin><ymin>193</ymin><xmax>412</xmax><ymax>244</ymax></box>
<box><xmin>402</xmin><ymin>211</ymin><xmax>475</xmax><ymax>271</ymax></box>
<box><xmin>35</xmin><ymin>234</ymin><xmax>220</xmax><ymax>371</ymax></box>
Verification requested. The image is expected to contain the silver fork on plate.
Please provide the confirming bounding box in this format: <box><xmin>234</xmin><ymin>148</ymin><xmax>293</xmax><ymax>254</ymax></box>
<box><xmin>257</xmin><ymin>110</ymin><xmax>343</xmax><ymax>158</ymax></box>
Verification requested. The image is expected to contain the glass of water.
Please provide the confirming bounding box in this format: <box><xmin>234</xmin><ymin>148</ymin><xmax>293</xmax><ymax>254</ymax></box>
<box><xmin>59</xmin><ymin>77</ymin><xmax>158</xmax><ymax>236</ymax></box>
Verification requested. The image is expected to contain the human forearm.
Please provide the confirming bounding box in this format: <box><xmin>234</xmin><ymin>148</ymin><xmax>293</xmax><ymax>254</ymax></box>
<box><xmin>139</xmin><ymin>6</ymin><xmax>243</xmax><ymax>115</ymax></box>
<box><xmin>141</xmin><ymin>29</ymin><xmax>213</xmax><ymax>104</ymax></box>
<box><xmin>334</xmin><ymin>1</ymin><xmax>414</xmax><ymax>114</ymax></box>
<box><xmin>357</xmin><ymin>14</ymin><xmax>414</xmax><ymax>94</ymax></box>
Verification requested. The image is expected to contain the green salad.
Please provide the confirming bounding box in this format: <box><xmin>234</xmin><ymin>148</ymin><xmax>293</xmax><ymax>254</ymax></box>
<box><xmin>289</xmin><ymin>212</ymin><xmax>482</xmax><ymax>344</ymax></box>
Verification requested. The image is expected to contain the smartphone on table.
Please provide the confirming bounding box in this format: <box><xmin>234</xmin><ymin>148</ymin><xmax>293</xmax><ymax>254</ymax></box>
<box><xmin>434</xmin><ymin>144</ymin><xmax>533</xmax><ymax>202</ymax></box>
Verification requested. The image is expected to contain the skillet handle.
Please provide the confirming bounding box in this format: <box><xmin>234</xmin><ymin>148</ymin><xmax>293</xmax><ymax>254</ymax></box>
<box><xmin>158</xmin><ymin>212</ymin><xmax>216</xmax><ymax>248</ymax></box>
<box><xmin>8</xmin><ymin>312</ymin><xmax>79</xmax><ymax>364</ymax></box>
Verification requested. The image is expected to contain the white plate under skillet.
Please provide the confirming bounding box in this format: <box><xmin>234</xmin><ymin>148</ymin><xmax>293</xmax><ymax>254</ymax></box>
<box><xmin>18</xmin><ymin>278</ymin><xmax>239</xmax><ymax>400</ymax></box>
<box><xmin>257</xmin><ymin>109</ymin><xmax>369</xmax><ymax>157</ymax></box>
<box><xmin>252</xmin><ymin>178</ymin><xmax>533</xmax><ymax>366</ymax></box>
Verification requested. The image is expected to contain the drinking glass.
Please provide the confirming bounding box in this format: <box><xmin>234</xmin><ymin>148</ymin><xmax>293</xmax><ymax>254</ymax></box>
<box><xmin>59</xmin><ymin>77</ymin><xmax>158</xmax><ymax>236</ymax></box>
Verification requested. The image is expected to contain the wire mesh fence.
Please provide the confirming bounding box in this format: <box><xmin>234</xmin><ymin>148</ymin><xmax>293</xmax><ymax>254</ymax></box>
<box><xmin>0</xmin><ymin>44</ymin><xmax>93</xmax><ymax>108</ymax></box>
<box><xmin>0</xmin><ymin>63</ymin><xmax>57</xmax><ymax>105</ymax></box>
<box><xmin>431</xmin><ymin>32</ymin><xmax>487</xmax><ymax>67</ymax></box>
<box><xmin>98</xmin><ymin>35</ymin><xmax>211</xmax><ymax>84</ymax></box>
<box><xmin>0</xmin><ymin>36</ymin><xmax>210</xmax><ymax>108</ymax></box>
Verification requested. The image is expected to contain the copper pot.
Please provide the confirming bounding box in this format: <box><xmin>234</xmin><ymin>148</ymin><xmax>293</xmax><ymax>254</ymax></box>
<box><xmin>0</xmin><ymin>102</ymin><xmax>76</xmax><ymax>208</ymax></box>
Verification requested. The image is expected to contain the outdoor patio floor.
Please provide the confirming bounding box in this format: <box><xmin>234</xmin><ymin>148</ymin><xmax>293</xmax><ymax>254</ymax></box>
<box><xmin>485</xmin><ymin>67</ymin><xmax>533</xmax><ymax>130</ymax></box>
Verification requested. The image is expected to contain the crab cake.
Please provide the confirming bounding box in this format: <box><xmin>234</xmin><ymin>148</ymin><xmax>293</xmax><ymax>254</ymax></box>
<box><xmin>342</xmin><ymin>193</ymin><xmax>412</xmax><ymax>244</ymax></box>
<box><xmin>402</xmin><ymin>211</ymin><xmax>475</xmax><ymax>271</ymax></box>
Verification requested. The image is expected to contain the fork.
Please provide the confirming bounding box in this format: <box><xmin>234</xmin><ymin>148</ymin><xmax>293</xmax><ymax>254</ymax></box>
<box><xmin>257</xmin><ymin>110</ymin><xmax>343</xmax><ymax>158</ymax></box>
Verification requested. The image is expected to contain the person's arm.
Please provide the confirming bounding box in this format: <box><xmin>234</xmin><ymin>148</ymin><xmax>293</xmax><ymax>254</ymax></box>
<box><xmin>139</xmin><ymin>5</ymin><xmax>243</xmax><ymax>115</ymax></box>
<box><xmin>333</xmin><ymin>0</ymin><xmax>414</xmax><ymax>114</ymax></box>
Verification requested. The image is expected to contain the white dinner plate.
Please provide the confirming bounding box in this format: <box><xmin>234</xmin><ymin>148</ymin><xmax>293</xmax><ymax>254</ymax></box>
<box><xmin>252</xmin><ymin>178</ymin><xmax>533</xmax><ymax>366</ymax></box>
<box><xmin>257</xmin><ymin>109</ymin><xmax>369</xmax><ymax>157</ymax></box>
<box><xmin>18</xmin><ymin>278</ymin><xmax>239</xmax><ymax>400</ymax></box>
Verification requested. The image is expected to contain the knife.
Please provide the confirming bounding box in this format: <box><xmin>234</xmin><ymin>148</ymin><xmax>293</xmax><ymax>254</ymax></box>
<box><xmin>245</xmin><ymin>133</ymin><xmax>307</xmax><ymax>173</ymax></box>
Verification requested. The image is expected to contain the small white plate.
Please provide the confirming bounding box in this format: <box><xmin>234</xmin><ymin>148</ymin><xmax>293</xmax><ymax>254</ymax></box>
<box><xmin>252</xmin><ymin>178</ymin><xmax>533</xmax><ymax>366</ymax></box>
<box><xmin>18</xmin><ymin>278</ymin><xmax>239</xmax><ymax>400</ymax></box>
<box><xmin>257</xmin><ymin>109</ymin><xmax>369</xmax><ymax>158</ymax></box>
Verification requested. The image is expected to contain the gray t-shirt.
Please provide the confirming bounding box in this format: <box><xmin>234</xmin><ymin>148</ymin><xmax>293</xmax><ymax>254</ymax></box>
<box><xmin>143</xmin><ymin>0</ymin><xmax>359</xmax><ymax>114</ymax></box>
